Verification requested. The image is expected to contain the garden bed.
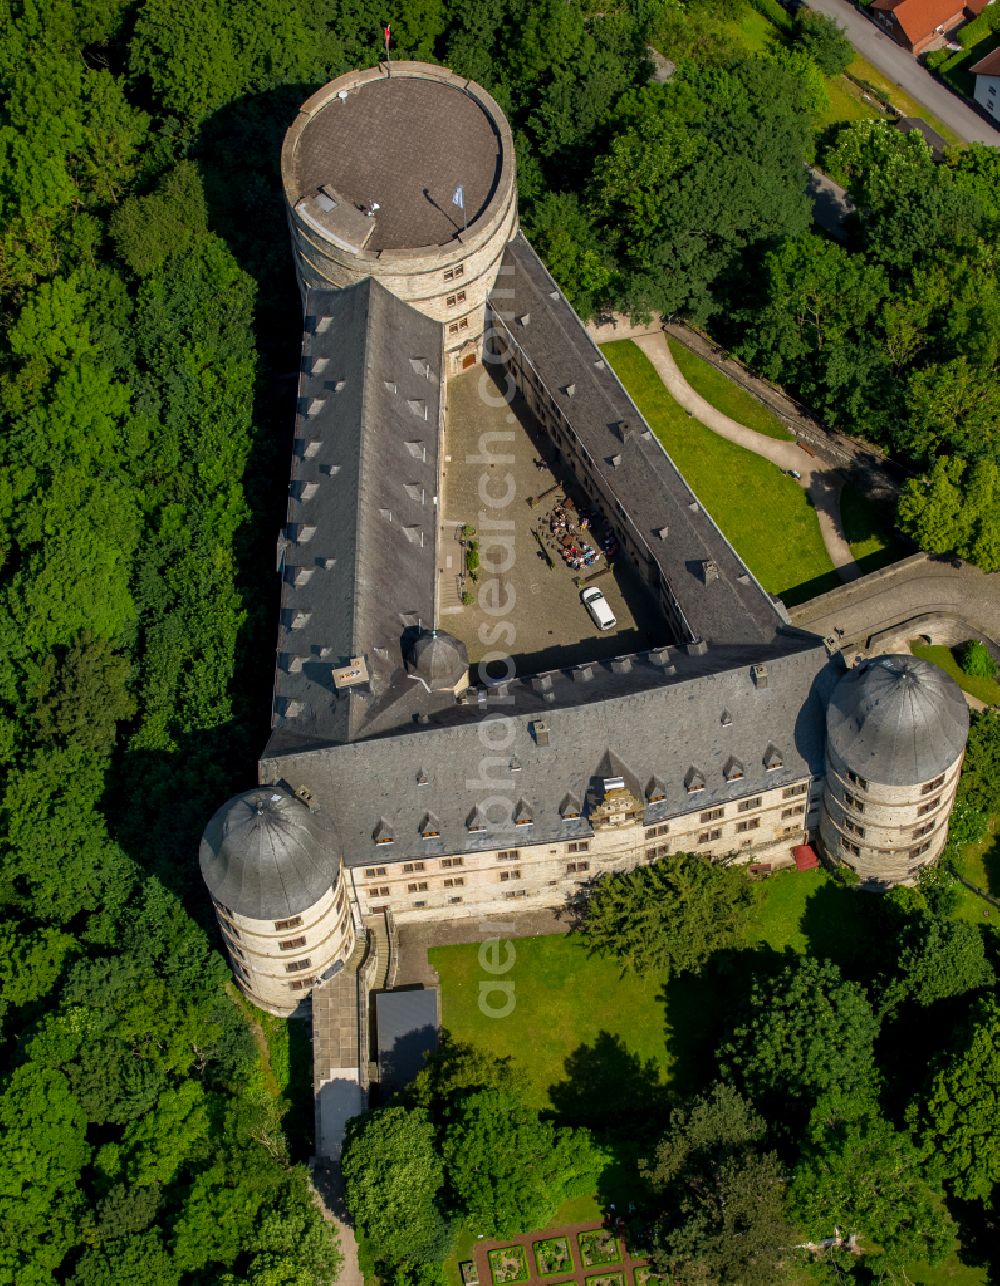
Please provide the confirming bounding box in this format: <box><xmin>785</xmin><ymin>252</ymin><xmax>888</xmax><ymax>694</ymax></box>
<box><xmin>534</xmin><ymin>1237</ymin><xmax>574</xmax><ymax>1277</ymax></box>
<box><xmin>578</xmin><ymin>1230</ymin><xmax>622</xmax><ymax>1268</ymax></box>
<box><xmin>489</xmin><ymin>1246</ymin><xmax>530</xmax><ymax>1285</ymax></box>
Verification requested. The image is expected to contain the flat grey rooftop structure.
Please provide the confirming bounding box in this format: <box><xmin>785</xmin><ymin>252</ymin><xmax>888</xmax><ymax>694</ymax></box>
<box><xmin>489</xmin><ymin>235</ymin><xmax>785</xmax><ymax>649</ymax></box>
<box><xmin>286</xmin><ymin>71</ymin><xmax>503</xmax><ymax>252</ymax></box>
<box><xmin>375</xmin><ymin>988</ymin><xmax>440</xmax><ymax>1092</ymax></box>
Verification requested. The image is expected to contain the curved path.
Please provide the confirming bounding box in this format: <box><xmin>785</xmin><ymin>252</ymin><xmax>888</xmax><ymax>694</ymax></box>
<box><xmin>630</xmin><ymin>331</ymin><xmax>861</xmax><ymax>582</ymax></box>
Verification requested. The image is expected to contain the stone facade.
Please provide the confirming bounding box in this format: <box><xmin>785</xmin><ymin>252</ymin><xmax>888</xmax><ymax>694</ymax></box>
<box><xmin>820</xmin><ymin>747</ymin><xmax>962</xmax><ymax>886</ymax></box>
<box><xmin>281</xmin><ymin>64</ymin><xmax>518</xmax><ymax>374</ymax></box>
<box><xmin>211</xmin><ymin>873</ymin><xmax>356</xmax><ymax>1017</ymax></box>
<box><xmin>349</xmin><ymin>774</ymin><xmax>821</xmax><ymax>924</ymax></box>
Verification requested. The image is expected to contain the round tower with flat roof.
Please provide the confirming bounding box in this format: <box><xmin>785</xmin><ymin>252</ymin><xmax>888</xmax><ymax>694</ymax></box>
<box><xmin>281</xmin><ymin>62</ymin><xmax>518</xmax><ymax>374</ymax></box>
<box><xmin>200</xmin><ymin>786</ymin><xmax>355</xmax><ymax>1015</ymax></box>
<box><xmin>819</xmin><ymin>655</ymin><xmax>969</xmax><ymax>886</ymax></box>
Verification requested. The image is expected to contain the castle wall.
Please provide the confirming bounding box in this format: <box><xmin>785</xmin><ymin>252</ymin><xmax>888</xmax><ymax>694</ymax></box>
<box><xmin>211</xmin><ymin>869</ymin><xmax>356</xmax><ymax>1016</ymax></box>
<box><xmin>349</xmin><ymin>774</ymin><xmax>821</xmax><ymax>923</ymax></box>
<box><xmin>819</xmin><ymin>743</ymin><xmax>963</xmax><ymax>886</ymax></box>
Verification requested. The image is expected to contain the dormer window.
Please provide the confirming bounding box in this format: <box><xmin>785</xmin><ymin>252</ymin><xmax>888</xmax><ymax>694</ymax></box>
<box><xmin>514</xmin><ymin>800</ymin><xmax>533</xmax><ymax>827</ymax></box>
<box><xmin>559</xmin><ymin>793</ymin><xmax>582</xmax><ymax>820</ymax></box>
<box><xmin>419</xmin><ymin>813</ymin><xmax>440</xmax><ymax>839</ymax></box>
<box><xmin>373</xmin><ymin>818</ymin><xmax>394</xmax><ymax>846</ymax></box>
<box><xmin>509</xmin><ymin>754</ymin><xmax>522</xmax><ymax>773</ymax></box>
<box><xmin>724</xmin><ymin>757</ymin><xmax>744</xmax><ymax>783</ymax></box>
<box><xmin>721</xmin><ymin>710</ymin><xmax>733</xmax><ymax>727</ymax></box>
<box><xmin>416</xmin><ymin>768</ymin><xmax>429</xmax><ymax>786</ymax></box>
<box><xmin>646</xmin><ymin>777</ymin><xmax>667</xmax><ymax>804</ymax></box>
<box><xmin>763</xmin><ymin>745</ymin><xmax>783</xmax><ymax>772</ymax></box>
<box><xmin>685</xmin><ymin>767</ymin><xmax>706</xmax><ymax>794</ymax></box>
<box><xmin>466</xmin><ymin>806</ymin><xmax>487</xmax><ymax>833</ymax></box>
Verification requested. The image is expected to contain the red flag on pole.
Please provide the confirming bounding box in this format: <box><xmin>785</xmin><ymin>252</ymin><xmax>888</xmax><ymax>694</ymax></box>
<box><xmin>384</xmin><ymin>25</ymin><xmax>390</xmax><ymax>54</ymax></box>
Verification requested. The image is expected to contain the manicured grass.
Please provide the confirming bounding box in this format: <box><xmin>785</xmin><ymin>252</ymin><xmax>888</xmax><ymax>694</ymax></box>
<box><xmin>430</xmin><ymin>934</ymin><xmax>671</xmax><ymax>1109</ymax></box>
<box><xmin>839</xmin><ymin>484</ymin><xmax>908</xmax><ymax>575</ymax></box>
<box><xmin>747</xmin><ymin>866</ymin><xmax>831</xmax><ymax>954</ymax></box>
<box><xmin>815</xmin><ymin>72</ymin><xmax>884</xmax><ymax>129</ymax></box>
<box><xmin>950</xmin><ymin>814</ymin><xmax>1000</xmax><ymax>920</ymax></box>
<box><xmin>666</xmin><ymin>337</ymin><xmax>794</xmax><ymax>441</ymax></box>
<box><xmin>909</xmin><ymin>640</ymin><xmax>1000</xmax><ymax>707</ymax></box>
<box><xmin>846</xmin><ymin>52</ymin><xmax>963</xmax><ymax>147</ymax></box>
<box><xmin>602</xmin><ymin>340</ymin><xmax>838</xmax><ymax>606</ymax></box>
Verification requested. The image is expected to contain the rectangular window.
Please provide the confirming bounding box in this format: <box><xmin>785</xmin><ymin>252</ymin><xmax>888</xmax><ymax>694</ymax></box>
<box><xmin>782</xmin><ymin>784</ymin><xmax>808</xmax><ymax>799</ymax></box>
<box><xmin>279</xmin><ymin>935</ymin><xmax>307</xmax><ymax>951</ymax></box>
<box><xmin>737</xmin><ymin>797</ymin><xmax>762</xmax><ymax>813</ymax></box>
<box><xmin>844</xmin><ymin>819</ymin><xmax>865</xmax><ymax>837</ymax></box>
<box><xmin>499</xmin><ymin>869</ymin><xmax>522</xmax><ymax>882</ymax></box>
<box><xmin>781</xmin><ymin>806</ymin><xmax>801</xmax><ymax>819</ymax></box>
<box><xmin>780</xmin><ymin>825</ymin><xmax>800</xmax><ymax>837</ymax></box>
<box><xmin>450</xmin><ymin>895</ymin><xmax>464</xmax><ymax>904</ymax></box>
<box><xmin>700</xmin><ymin>808</ymin><xmax>724</xmax><ymax>823</ymax></box>
<box><xmin>843</xmin><ymin>840</ymin><xmax>860</xmax><ymax>857</ymax></box>
<box><xmin>288</xmin><ymin>979</ymin><xmax>310</xmax><ymax>991</ymax></box>
<box><xmin>845</xmin><ymin>793</ymin><xmax>865</xmax><ymax>814</ymax></box>
<box><xmin>909</xmin><ymin>842</ymin><xmax>931</xmax><ymax>859</ymax></box>
<box><xmin>918</xmin><ymin>798</ymin><xmax>940</xmax><ymax>816</ymax></box>
<box><xmin>407</xmin><ymin>881</ymin><xmax>429</xmax><ymax>893</ymax></box>
<box><xmin>645</xmin><ymin>823</ymin><xmax>670</xmax><ymax>838</ymax></box>
<box><xmin>922</xmin><ymin>775</ymin><xmax>945</xmax><ymax>795</ymax></box>
<box><xmin>274</xmin><ymin>916</ymin><xmax>303</xmax><ymax>932</ymax></box>
<box><xmin>913</xmin><ymin>821</ymin><xmax>934</xmax><ymax>839</ymax></box>
<box><xmin>446</xmin><ymin>294</ymin><xmax>457</xmax><ymax>308</ymax></box>
<box><xmin>285</xmin><ymin>958</ymin><xmax>312</xmax><ymax>973</ymax></box>
<box><xmin>440</xmin><ymin>856</ymin><xmax>464</xmax><ymax>868</ymax></box>
<box><xmin>503</xmin><ymin>889</ymin><xmax>528</xmax><ymax>899</ymax></box>
<box><xmin>568</xmin><ymin>841</ymin><xmax>590</xmax><ymax>854</ymax></box>
<box><xmin>698</xmin><ymin>828</ymin><xmax>723</xmax><ymax>843</ymax></box>
<box><xmin>443</xmin><ymin>264</ymin><xmax>464</xmax><ymax>281</ymax></box>
<box><xmin>566</xmin><ymin>861</ymin><xmax>591</xmax><ymax>874</ymax></box>
<box><xmin>373</xmin><ymin>885</ymin><xmax>390</xmax><ymax>897</ymax></box>
<box><xmin>736</xmin><ymin>818</ymin><xmax>760</xmax><ymax>833</ymax></box>
<box><xmin>646</xmin><ymin>842</ymin><xmax>670</xmax><ymax>860</ymax></box>
<box><xmin>363</xmin><ymin>866</ymin><xmax>387</xmax><ymax>878</ymax></box>
<box><xmin>497</xmin><ymin>849</ymin><xmax>520</xmax><ymax>861</ymax></box>
<box><xmin>402</xmin><ymin>861</ymin><xmax>425</xmax><ymax>874</ymax></box>
<box><xmin>847</xmin><ymin>771</ymin><xmax>868</xmax><ymax>790</ymax></box>
<box><xmin>443</xmin><ymin>876</ymin><xmax>465</xmax><ymax>888</ymax></box>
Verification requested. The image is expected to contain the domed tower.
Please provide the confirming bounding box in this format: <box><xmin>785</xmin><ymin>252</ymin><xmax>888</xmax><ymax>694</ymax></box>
<box><xmin>281</xmin><ymin>61</ymin><xmax>518</xmax><ymax>375</ymax></box>
<box><xmin>200</xmin><ymin>787</ymin><xmax>355</xmax><ymax>1016</ymax></box>
<box><xmin>820</xmin><ymin>655</ymin><xmax>969</xmax><ymax>886</ymax></box>
<box><xmin>407</xmin><ymin>628</ymin><xmax>469</xmax><ymax>694</ymax></box>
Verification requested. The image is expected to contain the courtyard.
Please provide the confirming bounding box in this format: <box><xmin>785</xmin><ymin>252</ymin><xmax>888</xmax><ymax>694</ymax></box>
<box><xmin>438</xmin><ymin>366</ymin><xmax>669</xmax><ymax>677</ymax></box>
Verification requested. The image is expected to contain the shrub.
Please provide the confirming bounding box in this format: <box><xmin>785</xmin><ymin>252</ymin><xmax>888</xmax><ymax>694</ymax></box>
<box><xmin>795</xmin><ymin>9</ymin><xmax>854</xmax><ymax>77</ymax></box>
<box><xmin>959</xmin><ymin>640</ymin><xmax>998</xmax><ymax>680</ymax></box>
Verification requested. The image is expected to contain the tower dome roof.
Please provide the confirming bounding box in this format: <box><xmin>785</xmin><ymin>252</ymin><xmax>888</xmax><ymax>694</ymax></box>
<box><xmin>826</xmin><ymin>655</ymin><xmax>969</xmax><ymax>787</ymax></box>
<box><xmin>408</xmin><ymin>629</ymin><xmax>468</xmax><ymax>691</ymax></box>
<box><xmin>199</xmin><ymin>787</ymin><xmax>339</xmax><ymax>921</ymax></box>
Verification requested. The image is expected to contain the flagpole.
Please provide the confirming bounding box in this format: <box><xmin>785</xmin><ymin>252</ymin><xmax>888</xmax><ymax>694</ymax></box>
<box><xmin>384</xmin><ymin>25</ymin><xmax>391</xmax><ymax>77</ymax></box>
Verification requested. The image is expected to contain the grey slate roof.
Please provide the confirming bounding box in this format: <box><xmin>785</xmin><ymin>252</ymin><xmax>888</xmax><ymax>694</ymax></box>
<box><xmin>289</xmin><ymin>76</ymin><xmax>502</xmax><ymax>251</ymax></box>
<box><xmin>490</xmin><ymin>235</ymin><xmax>785</xmax><ymax>649</ymax></box>
<box><xmin>262</xmin><ymin>639</ymin><xmax>836</xmax><ymax>868</ymax></box>
<box><xmin>409</xmin><ymin>629</ymin><xmax>468</xmax><ymax>690</ymax></box>
<box><xmin>268</xmin><ymin>280</ymin><xmax>443</xmax><ymax>753</ymax></box>
<box><xmin>200</xmin><ymin>787</ymin><xmax>340</xmax><ymax>920</ymax></box>
<box><xmin>826</xmin><ymin>654</ymin><xmax>969</xmax><ymax>787</ymax></box>
<box><xmin>375</xmin><ymin>988</ymin><xmax>439</xmax><ymax>1091</ymax></box>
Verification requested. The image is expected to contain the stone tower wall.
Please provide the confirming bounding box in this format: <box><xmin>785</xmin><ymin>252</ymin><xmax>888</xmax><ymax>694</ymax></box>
<box><xmin>281</xmin><ymin>63</ymin><xmax>518</xmax><ymax>375</ymax></box>
<box><xmin>819</xmin><ymin>742</ymin><xmax>963</xmax><ymax>886</ymax></box>
<box><xmin>211</xmin><ymin>866</ymin><xmax>356</xmax><ymax>1016</ymax></box>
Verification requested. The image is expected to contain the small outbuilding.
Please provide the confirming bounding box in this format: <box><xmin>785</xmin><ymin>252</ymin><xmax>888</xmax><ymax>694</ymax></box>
<box><xmin>375</xmin><ymin>987</ymin><xmax>440</xmax><ymax>1093</ymax></box>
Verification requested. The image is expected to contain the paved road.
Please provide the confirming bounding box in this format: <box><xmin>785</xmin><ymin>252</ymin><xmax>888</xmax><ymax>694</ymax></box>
<box><xmin>790</xmin><ymin>553</ymin><xmax>1000</xmax><ymax>645</ymax></box>
<box><xmin>631</xmin><ymin>332</ymin><xmax>861</xmax><ymax>580</ymax></box>
<box><xmin>807</xmin><ymin>0</ymin><xmax>999</xmax><ymax>145</ymax></box>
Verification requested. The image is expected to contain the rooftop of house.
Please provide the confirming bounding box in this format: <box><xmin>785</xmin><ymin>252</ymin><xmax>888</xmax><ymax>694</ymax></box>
<box><xmin>490</xmin><ymin>234</ymin><xmax>787</xmax><ymax>650</ymax></box>
<box><xmin>971</xmin><ymin>45</ymin><xmax>1000</xmax><ymax>77</ymax></box>
<box><xmin>262</xmin><ymin>638</ymin><xmax>838</xmax><ymax>868</ymax></box>
<box><xmin>871</xmin><ymin>0</ymin><xmax>969</xmax><ymax>43</ymax></box>
<box><xmin>286</xmin><ymin>69</ymin><xmax>504</xmax><ymax>252</ymax></box>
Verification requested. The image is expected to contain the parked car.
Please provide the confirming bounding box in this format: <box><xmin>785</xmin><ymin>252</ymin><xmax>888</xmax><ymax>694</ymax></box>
<box><xmin>581</xmin><ymin>586</ymin><xmax>616</xmax><ymax>631</ymax></box>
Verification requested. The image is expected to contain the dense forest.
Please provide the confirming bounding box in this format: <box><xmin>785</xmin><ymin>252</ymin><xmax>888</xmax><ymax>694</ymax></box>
<box><xmin>1</xmin><ymin>0</ymin><xmax>998</xmax><ymax>1281</ymax></box>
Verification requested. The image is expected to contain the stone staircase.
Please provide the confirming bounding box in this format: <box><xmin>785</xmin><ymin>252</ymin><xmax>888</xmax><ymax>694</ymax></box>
<box><xmin>369</xmin><ymin>912</ymin><xmax>391</xmax><ymax>990</ymax></box>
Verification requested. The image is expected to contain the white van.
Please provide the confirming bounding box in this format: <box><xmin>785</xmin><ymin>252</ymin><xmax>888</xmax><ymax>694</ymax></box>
<box><xmin>581</xmin><ymin>586</ymin><xmax>616</xmax><ymax>632</ymax></box>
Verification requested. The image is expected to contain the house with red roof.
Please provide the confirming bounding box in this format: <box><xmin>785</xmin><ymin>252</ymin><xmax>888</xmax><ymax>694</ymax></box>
<box><xmin>870</xmin><ymin>0</ymin><xmax>989</xmax><ymax>55</ymax></box>
<box><xmin>970</xmin><ymin>44</ymin><xmax>1000</xmax><ymax>118</ymax></box>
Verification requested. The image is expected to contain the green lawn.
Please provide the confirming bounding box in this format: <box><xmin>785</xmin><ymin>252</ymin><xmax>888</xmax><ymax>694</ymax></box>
<box><xmin>909</xmin><ymin>640</ymin><xmax>1000</xmax><ymax>707</ymax></box>
<box><xmin>840</xmin><ymin>485</ymin><xmax>908</xmax><ymax>575</ymax></box>
<box><xmin>815</xmin><ymin>72</ymin><xmax>884</xmax><ymax>129</ymax></box>
<box><xmin>602</xmin><ymin>340</ymin><xmax>839</xmax><ymax>605</ymax></box>
<box><xmin>666</xmin><ymin>337</ymin><xmax>794</xmax><ymax>441</ymax></box>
